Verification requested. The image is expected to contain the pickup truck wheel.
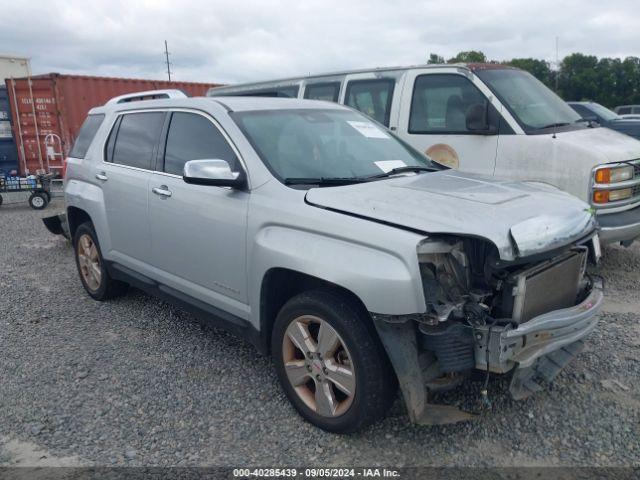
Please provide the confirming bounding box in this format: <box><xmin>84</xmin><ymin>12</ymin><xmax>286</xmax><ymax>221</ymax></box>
<box><xmin>272</xmin><ymin>290</ymin><xmax>396</xmax><ymax>433</ymax></box>
<box><xmin>73</xmin><ymin>222</ymin><xmax>128</xmax><ymax>301</ymax></box>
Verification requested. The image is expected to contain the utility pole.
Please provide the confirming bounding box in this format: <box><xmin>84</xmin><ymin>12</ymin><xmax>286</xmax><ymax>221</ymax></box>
<box><xmin>555</xmin><ymin>36</ymin><xmax>559</xmax><ymax>93</ymax></box>
<box><xmin>164</xmin><ymin>40</ymin><xmax>172</xmax><ymax>82</ymax></box>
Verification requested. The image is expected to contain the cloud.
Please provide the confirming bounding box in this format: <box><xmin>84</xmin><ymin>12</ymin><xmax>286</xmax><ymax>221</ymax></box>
<box><xmin>0</xmin><ymin>0</ymin><xmax>638</xmax><ymax>84</ymax></box>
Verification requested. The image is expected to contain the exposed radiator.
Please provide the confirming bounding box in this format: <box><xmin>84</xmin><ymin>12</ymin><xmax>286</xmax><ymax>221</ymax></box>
<box><xmin>509</xmin><ymin>250</ymin><xmax>586</xmax><ymax>324</ymax></box>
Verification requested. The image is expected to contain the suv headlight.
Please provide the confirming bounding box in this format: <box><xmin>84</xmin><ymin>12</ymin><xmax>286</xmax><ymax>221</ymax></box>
<box><xmin>594</xmin><ymin>165</ymin><xmax>634</xmax><ymax>183</ymax></box>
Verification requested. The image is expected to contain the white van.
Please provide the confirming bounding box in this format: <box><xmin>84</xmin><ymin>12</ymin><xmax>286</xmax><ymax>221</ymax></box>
<box><xmin>207</xmin><ymin>64</ymin><xmax>640</xmax><ymax>246</ymax></box>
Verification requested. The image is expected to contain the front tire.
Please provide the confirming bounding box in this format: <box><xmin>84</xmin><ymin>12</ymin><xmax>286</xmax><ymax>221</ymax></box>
<box><xmin>73</xmin><ymin>222</ymin><xmax>128</xmax><ymax>301</ymax></box>
<box><xmin>272</xmin><ymin>290</ymin><xmax>396</xmax><ymax>433</ymax></box>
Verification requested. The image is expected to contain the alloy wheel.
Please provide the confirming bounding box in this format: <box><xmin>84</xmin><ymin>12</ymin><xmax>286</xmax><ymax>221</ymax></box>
<box><xmin>282</xmin><ymin>315</ymin><xmax>356</xmax><ymax>417</ymax></box>
<box><xmin>77</xmin><ymin>234</ymin><xmax>102</xmax><ymax>291</ymax></box>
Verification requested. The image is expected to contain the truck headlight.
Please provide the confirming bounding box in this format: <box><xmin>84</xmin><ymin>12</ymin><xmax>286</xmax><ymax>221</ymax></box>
<box><xmin>593</xmin><ymin>187</ymin><xmax>633</xmax><ymax>204</ymax></box>
<box><xmin>594</xmin><ymin>165</ymin><xmax>634</xmax><ymax>184</ymax></box>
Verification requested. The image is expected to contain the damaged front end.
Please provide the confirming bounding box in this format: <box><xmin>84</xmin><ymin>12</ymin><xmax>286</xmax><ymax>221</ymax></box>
<box><xmin>372</xmin><ymin>235</ymin><xmax>603</xmax><ymax>425</ymax></box>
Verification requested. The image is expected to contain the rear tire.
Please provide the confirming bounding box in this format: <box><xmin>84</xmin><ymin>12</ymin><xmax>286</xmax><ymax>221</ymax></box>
<box><xmin>271</xmin><ymin>290</ymin><xmax>397</xmax><ymax>433</ymax></box>
<box><xmin>0</xmin><ymin>194</ymin><xmax>3</xmax><ymax>206</ymax></box>
<box><xmin>73</xmin><ymin>222</ymin><xmax>128</xmax><ymax>301</ymax></box>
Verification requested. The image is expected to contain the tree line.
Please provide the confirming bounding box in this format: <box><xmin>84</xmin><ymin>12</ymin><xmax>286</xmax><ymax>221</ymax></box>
<box><xmin>428</xmin><ymin>51</ymin><xmax>640</xmax><ymax>109</ymax></box>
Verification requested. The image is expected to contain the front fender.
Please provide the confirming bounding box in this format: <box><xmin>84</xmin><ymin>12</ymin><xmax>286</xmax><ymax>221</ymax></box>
<box><xmin>250</xmin><ymin>226</ymin><xmax>425</xmax><ymax>317</ymax></box>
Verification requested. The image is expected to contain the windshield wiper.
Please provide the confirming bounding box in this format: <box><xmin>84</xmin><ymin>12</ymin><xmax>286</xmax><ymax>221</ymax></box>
<box><xmin>283</xmin><ymin>177</ymin><xmax>367</xmax><ymax>186</ymax></box>
<box><xmin>283</xmin><ymin>166</ymin><xmax>439</xmax><ymax>186</ymax></box>
<box><xmin>364</xmin><ymin>165</ymin><xmax>439</xmax><ymax>180</ymax></box>
<box><xmin>536</xmin><ymin>122</ymin><xmax>571</xmax><ymax>130</ymax></box>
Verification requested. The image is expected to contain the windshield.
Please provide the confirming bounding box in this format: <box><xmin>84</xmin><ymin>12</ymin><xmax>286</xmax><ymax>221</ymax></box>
<box><xmin>586</xmin><ymin>103</ymin><xmax>620</xmax><ymax>121</ymax></box>
<box><xmin>232</xmin><ymin>109</ymin><xmax>438</xmax><ymax>183</ymax></box>
<box><xmin>476</xmin><ymin>69</ymin><xmax>582</xmax><ymax>131</ymax></box>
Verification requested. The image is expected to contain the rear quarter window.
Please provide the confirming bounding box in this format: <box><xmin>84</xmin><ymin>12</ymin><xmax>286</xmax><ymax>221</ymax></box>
<box><xmin>69</xmin><ymin>114</ymin><xmax>105</xmax><ymax>158</ymax></box>
<box><xmin>219</xmin><ymin>86</ymin><xmax>299</xmax><ymax>98</ymax></box>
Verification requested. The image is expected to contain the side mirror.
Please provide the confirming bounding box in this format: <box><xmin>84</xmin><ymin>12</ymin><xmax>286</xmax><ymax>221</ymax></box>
<box><xmin>466</xmin><ymin>103</ymin><xmax>498</xmax><ymax>135</ymax></box>
<box><xmin>183</xmin><ymin>159</ymin><xmax>246</xmax><ymax>188</ymax></box>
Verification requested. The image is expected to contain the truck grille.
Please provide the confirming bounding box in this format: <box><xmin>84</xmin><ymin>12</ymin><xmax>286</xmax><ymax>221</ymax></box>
<box><xmin>631</xmin><ymin>161</ymin><xmax>640</xmax><ymax>199</ymax></box>
<box><xmin>510</xmin><ymin>250</ymin><xmax>586</xmax><ymax>324</ymax></box>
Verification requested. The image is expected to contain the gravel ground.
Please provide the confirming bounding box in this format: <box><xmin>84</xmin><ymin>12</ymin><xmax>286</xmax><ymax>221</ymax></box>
<box><xmin>1</xmin><ymin>199</ymin><xmax>639</xmax><ymax>467</ymax></box>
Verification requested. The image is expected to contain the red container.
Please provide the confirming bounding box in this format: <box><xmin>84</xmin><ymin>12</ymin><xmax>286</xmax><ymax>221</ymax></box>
<box><xmin>5</xmin><ymin>73</ymin><xmax>222</xmax><ymax>175</ymax></box>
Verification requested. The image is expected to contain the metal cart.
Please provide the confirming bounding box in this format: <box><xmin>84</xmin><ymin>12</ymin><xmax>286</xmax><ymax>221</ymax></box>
<box><xmin>0</xmin><ymin>173</ymin><xmax>58</xmax><ymax>210</ymax></box>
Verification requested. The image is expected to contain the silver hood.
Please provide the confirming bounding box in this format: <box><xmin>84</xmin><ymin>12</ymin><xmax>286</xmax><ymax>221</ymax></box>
<box><xmin>305</xmin><ymin>170</ymin><xmax>596</xmax><ymax>261</ymax></box>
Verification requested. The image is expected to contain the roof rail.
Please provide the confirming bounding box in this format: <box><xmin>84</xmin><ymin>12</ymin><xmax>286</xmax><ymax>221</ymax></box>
<box><xmin>105</xmin><ymin>89</ymin><xmax>187</xmax><ymax>105</ymax></box>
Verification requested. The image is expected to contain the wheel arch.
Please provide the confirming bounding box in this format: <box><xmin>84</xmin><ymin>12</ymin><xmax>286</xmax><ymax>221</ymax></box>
<box><xmin>67</xmin><ymin>206</ymin><xmax>93</xmax><ymax>238</ymax></box>
<box><xmin>259</xmin><ymin>268</ymin><xmax>374</xmax><ymax>354</ymax></box>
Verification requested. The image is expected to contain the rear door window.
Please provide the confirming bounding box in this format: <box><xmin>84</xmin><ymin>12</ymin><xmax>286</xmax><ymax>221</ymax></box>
<box><xmin>108</xmin><ymin>112</ymin><xmax>165</xmax><ymax>170</ymax></box>
<box><xmin>69</xmin><ymin>114</ymin><xmax>104</xmax><ymax>158</ymax></box>
<box><xmin>344</xmin><ymin>79</ymin><xmax>395</xmax><ymax>126</ymax></box>
<box><xmin>409</xmin><ymin>74</ymin><xmax>487</xmax><ymax>134</ymax></box>
<box><xmin>304</xmin><ymin>82</ymin><xmax>340</xmax><ymax>102</ymax></box>
<box><xmin>162</xmin><ymin>112</ymin><xmax>239</xmax><ymax>176</ymax></box>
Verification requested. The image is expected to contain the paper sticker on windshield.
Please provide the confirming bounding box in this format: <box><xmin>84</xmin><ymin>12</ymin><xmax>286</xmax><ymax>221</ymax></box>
<box><xmin>347</xmin><ymin>121</ymin><xmax>389</xmax><ymax>139</ymax></box>
<box><xmin>374</xmin><ymin>160</ymin><xmax>407</xmax><ymax>173</ymax></box>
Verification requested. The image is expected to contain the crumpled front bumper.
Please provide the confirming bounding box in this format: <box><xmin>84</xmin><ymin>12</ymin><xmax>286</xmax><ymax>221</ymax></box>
<box><xmin>372</xmin><ymin>280</ymin><xmax>603</xmax><ymax>424</ymax></box>
<box><xmin>474</xmin><ymin>279</ymin><xmax>603</xmax><ymax>399</ymax></box>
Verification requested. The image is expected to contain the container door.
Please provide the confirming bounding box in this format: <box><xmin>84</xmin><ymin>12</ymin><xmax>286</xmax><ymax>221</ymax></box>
<box><xmin>148</xmin><ymin>111</ymin><xmax>249</xmax><ymax>317</ymax></box>
<box><xmin>99</xmin><ymin>111</ymin><xmax>166</xmax><ymax>267</ymax></box>
<box><xmin>6</xmin><ymin>77</ymin><xmax>67</xmax><ymax>175</ymax></box>
<box><xmin>396</xmin><ymin>69</ymin><xmax>499</xmax><ymax>175</ymax></box>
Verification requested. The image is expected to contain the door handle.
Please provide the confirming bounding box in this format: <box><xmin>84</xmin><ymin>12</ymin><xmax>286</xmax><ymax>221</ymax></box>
<box><xmin>95</xmin><ymin>172</ymin><xmax>108</xmax><ymax>181</ymax></box>
<box><xmin>152</xmin><ymin>186</ymin><xmax>172</xmax><ymax>197</ymax></box>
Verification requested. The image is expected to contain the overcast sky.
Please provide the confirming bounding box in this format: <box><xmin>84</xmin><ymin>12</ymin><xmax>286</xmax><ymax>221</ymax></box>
<box><xmin>1</xmin><ymin>0</ymin><xmax>638</xmax><ymax>84</ymax></box>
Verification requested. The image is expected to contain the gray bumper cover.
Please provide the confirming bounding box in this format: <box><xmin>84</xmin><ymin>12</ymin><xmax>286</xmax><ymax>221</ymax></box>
<box><xmin>475</xmin><ymin>280</ymin><xmax>603</xmax><ymax>399</ymax></box>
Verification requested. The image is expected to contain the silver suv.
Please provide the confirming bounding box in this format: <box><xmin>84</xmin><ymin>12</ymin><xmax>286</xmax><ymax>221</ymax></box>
<box><xmin>60</xmin><ymin>90</ymin><xmax>602</xmax><ymax>433</ymax></box>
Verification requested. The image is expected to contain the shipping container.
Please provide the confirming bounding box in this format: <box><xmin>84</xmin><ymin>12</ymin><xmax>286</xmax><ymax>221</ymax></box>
<box><xmin>0</xmin><ymin>86</ymin><xmax>19</xmax><ymax>174</ymax></box>
<box><xmin>5</xmin><ymin>73</ymin><xmax>223</xmax><ymax>175</ymax></box>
